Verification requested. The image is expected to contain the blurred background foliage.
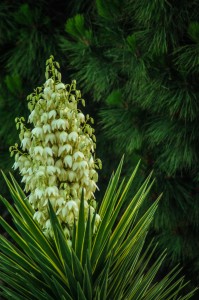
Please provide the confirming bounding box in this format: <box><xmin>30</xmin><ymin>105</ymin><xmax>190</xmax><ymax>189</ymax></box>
<box><xmin>0</xmin><ymin>0</ymin><xmax>199</xmax><ymax>298</ymax></box>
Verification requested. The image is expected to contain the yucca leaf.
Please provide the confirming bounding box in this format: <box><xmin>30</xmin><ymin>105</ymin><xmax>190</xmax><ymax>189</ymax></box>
<box><xmin>72</xmin><ymin>220</ymin><xmax>76</xmax><ymax>249</ymax></box>
<box><xmin>109</xmin><ymin>173</ymin><xmax>155</xmax><ymax>251</ymax></box>
<box><xmin>52</xmin><ymin>276</ymin><xmax>74</xmax><ymax>300</ymax></box>
<box><xmin>55</xmin><ymin>225</ymin><xmax>73</xmax><ymax>269</ymax></box>
<box><xmin>0</xmin><ymin>271</ymin><xmax>37</xmax><ymax>299</ymax></box>
<box><xmin>113</xmin><ymin>197</ymin><xmax>160</xmax><ymax>261</ymax></box>
<box><xmin>77</xmin><ymin>282</ymin><xmax>87</xmax><ymax>300</ymax></box>
<box><xmin>0</xmin><ymin>260</ymin><xmax>42</xmax><ymax>294</ymax></box>
<box><xmin>48</xmin><ymin>201</ymin><xmax>72</xmax><ymax>269</ymax></box>
<box><xmin>179</xmin><ymin>289</ymin><xmax>198</xmax><ymax>300</ymax></box>
<box><xmin>129</xmin><ymin>252</ymin><xmax>167</xmax><ymax>299</ymax></box>
<box><xmin>83</xmin><ymin>262</ymin><xmax>93</xmax><ymax>300</ymax></box>
<box><xmin>0</xmin><ymin>257</ymin><xmax>46</xmax><ymax>291</ymax></box>
<box><xmin>81</xmin><ymin>209</ymin><xmax>92</xmax><ymax>265</ymax></box>
<box><xmin>0</xmin><ymin>215</ymin><xmax>34</xmax><ymax>258</ymax></box>
<box><xmin>9</xmin><ymin>172</ymin><xmax>34</xmax><ymax>214</ymax></box>
<box><xmin>111</xmin><ymin>240</ymin><xmax>156</xmax><ymax>299</ymax></box>
<box><xmin>143</xmin><ymin>266</ymin><xmax>182</xmax><ymax>300</ymax></box>
<box><xmin>94</xmin><ymin>286</ymin><xmax>101</xmax><ymax>300</ymax></box>
<box><xmin>0</xmin><ymin>286</ymin><xmax>29</xmax><ymax>300</ymax></box>
<box><xmin>75</xmin><ymin>190</ymin><xmax>85</xmax><ymax>260</ymax></box>
<box><xmin>108</xmin><ymin>236</ymin><xmax>147</xmax><ymax>298</ymax></box>
<box><xmin>26</xmin><ymin>242</ymin><xmax>67</xmax><ymax>286</ymax></box>
<box><xmin>0</xmin><ymin>195</ymin><xmax>28</xmax><ymax>229</ymax></box>
<box><xmin>13</xmin><ymin>219</ymin><xmax>65</xmax><ymax>279</ymax></box>
<box><xmin>85</xmin><ymin>250</ymin><xmax>92</xmax><ymax>281</ymax></box>
<box><xmin>158</xmin><ymin>278</ymin><xmax>189</xmax><ymax>300</ymax></box>
<box><xmin>1</xmin><ymin>270</ymin><xmax>54</xmax><ymax>300</ymax></box>
<box><xmin>92</xmin><ymin>230</ymin><xmax>111</xmax><ymax>279</ymax></box>
<box><xmin>64</xmin><ymin>262</ymin><xmax>78</xmax><ymax>299</ymax></box>
<box><xmin>91</xmin><ymin>161</ymin><xmax>145</xmax><ymax>269</ymax></box>
<box><xmin>71</xmin><ymin>248</ymin><xmax>84</xmax><ymax>285</ymax></box>
<box><xmin>97</xmin><ymin>251</ymin><xmax>113</xmax><ymax>300</ymax></box>
<box><xmin>1</xmin><ymin>159</ymin><xmax>197</xmax><ymax>299</ymax></box>
<box><xmin>0</xmin><ymin>235</ymin><xmax>38</xmax><ymax>273</ymax></box>
<box><xmin>1</xmin><ymin>172</ymin><xmax>32</xmax><ymax>217</ymax></box>
<box><xmin>98</xmin><ymin>156</ymin><xmax>124</xmax><ymax>218</ymax></box>
<box><xmin>0</xmin><ymin>190</ymin><xmax>63</xmax><ymax>271</ymax></box>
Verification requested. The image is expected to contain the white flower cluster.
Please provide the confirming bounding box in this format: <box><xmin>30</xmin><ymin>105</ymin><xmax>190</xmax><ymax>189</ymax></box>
<box><xmin>10</xmin><ymin>56</ymin><xmax>102</xmax><ymax>241</ymax></box>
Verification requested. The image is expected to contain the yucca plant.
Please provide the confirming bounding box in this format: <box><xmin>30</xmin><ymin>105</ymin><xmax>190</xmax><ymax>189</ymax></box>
<box><xmin>0</xmin><ymin>56</ymin><xmax>197</xmax><ymax>300</ymax></box>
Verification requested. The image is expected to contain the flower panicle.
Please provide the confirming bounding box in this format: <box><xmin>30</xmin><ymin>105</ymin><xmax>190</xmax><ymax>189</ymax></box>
<box><xmin>11</xmin><ymin>56</ymin><xmax>102</xmax><ymax>240</ymax></box>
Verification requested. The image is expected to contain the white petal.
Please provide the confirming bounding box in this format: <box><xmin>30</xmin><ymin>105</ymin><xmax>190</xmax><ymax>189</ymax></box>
<box><xmin>77</xmin><ymin>113</ymin><xmax>85</xmax><ymax>123</ymax></box>
<box><xmin>28</xmin><ymin>110</ymin><xmax>35</xmax><ymax>123</ymax></box>
<box><xmin>57</xmin><ymin>197</ymin><xmax>65</xmax><ymax>206</ymax></box>
<box><xmin>45</xmin><ymin>186</ymin><xmax>59</xmax><ymax>196</ymax></box>
<box><xmin>58</xmin><ymin>145</ymin><xmax>64</xmax><ymax>157</ymax></box>
<box><xmin>21</xmin><ymin>137</ymin><xmax>31</xmax><ymax>150</ymax></box>
<box><xmin>48</xmin><ymin>110</ymin><xmax>57</xmax><ymax>119</ymax></box>
<box><xmin>13</xmin><ymin>162</ymin><xmax>20</xmax><ymax>170</ymax></box>
<box><xmin>51</xmin><ymin>119</ymin><xmax>57</xmax><ymax>130</ymax></box>
<box><xmin>66</xmin><ymin>200</ymin><xmax>78</xmax><ymax>211</ymax></box>
<box><xmin>44</xmin><ymin>147</ymin><xmax>53</xmax><ymax>156</ymax></box>
<box><xmin>43</xmin><ymin>124</ymin><xmax>51</xmax><ymax>133</ymax></box>
<box><xmin>34</xmin><ymin>146</ymin><xmax>43</xmax><ymax>156</ymax></box>
<box><xmin>59</xmin><ymin>131</ymin><xmax>68</xmax><ymax>143</ymax></box>
<box><xmin>55</xmin><ymin>159</ymin><xmax>63</xmax><ymax>168</ymax></box>
<box><xmin>36</xmin><ymin>170</ymin><xmax>45</xmax><ymax>178</ymax></box>
<box><xmin>58</xmin><ymin>144</ymin><xmax>72</xmax><ymax>156</ymax></box>
<box><xmin>68</xmin><ymin>132</ymin><xmax>78</xmax><ymax>142</ymax></box>
<box><xmin>35</xmin><ymin>188</ymin><xmax>44</xmax><ymax>199</ymax></box>
<box><xmin>72</xmin><ymin>162</ymin><xmax>79</xmax><ymax>171</ymax></box>
<box><xmin>41</xmin><ymin>113</ymin><xmax>48</xmax><ymax>123</ymax></box>
<box><xmin>73</xmin><ymin>151</ymin><xmax>84</xmax><ymax>161</ymax></box>
<box><xmin>47</xmin><ymin>157</ymin><xmax>54</xmax><ymax>165</ymax></box>
<box><xmin>45</xmin><ymin>133</ymin><xmax>56</xmax><ymax>144</ymax></box>
<box><xmin>79</xmin><ymin>161</ymin><xmax>88</xmax><ymax>169</ymax></box>
<box><xmin>64</xmin><ymin>155</ymin><xmax>73</xmax><ymax>168</ymax></box>
<box><xmin>68</xmin><ymin>171</ymin><xmax>76</xmax><ymax>182</ymax></box>
<box><xmin>47</xmin><ymin>166</ymin><xmax>56</xmax><ymax>175</ymax></box>
<box><xmin>48</xmin><ymin>175</ymin><xmax>57</xmax><ymax>186</ymax></box>
<box><xmin>55</xmin><ymin>83</ymin><xmax>65</xmax><ymax>90</ymax></box>
<box><xmin>56</xmin><ymin>119</ymin><xmax>67</xmax><ymax>130</ymax></box>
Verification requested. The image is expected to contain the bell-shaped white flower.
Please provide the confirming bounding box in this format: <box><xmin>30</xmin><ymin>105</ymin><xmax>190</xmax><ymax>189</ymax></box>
<box><xmin>45</xmin><ymin>186</ymin><xmax>59</xmax><ymax>197</ymax></box>
<box><xmin>64</xmin><ymin>155</ymin><xmax>73</xmax><ymax>168</ymax></box>
<box><xmin>48</xmin><ymin>110</ymin><xmax>57</xmax><ymax>119</ymax></box>
<box><xmin>32</xmin><ymin>127</ymin><xmax>44</xmax><ymax>139</ymax></box>
<box><xmin>59</xmin><ymin>132</ymin><xmax>68</xmax><ymax>143</ymax></box>
<box><xmin>73</xmin><ymin>151</ymin><xmax>84</xmax><ymax>161</ymax></box>
<box><xmin>44</xmin><ymin>147</ymin><xmax>53</xmax><ymax>157</ymax></box>
<box><xmin>35</xmin><ymin>188</ymin><xmax>44</xmax><ymax>199</ymax></box>
<box><xmin>45</xmin><ymin>133</ymin><xmax>56</xmax><ymax>144</ymax></box>
<box><xmin>68</xmin><ymin>131</ymin><xmax>78</xmax><ymax>142</ymax></box>
<box><xmin>43</xmin><ymin>124</ymin><xmax>51</xmax><ymax>133</ymax></box>
<box><xmin>34</xmin><ymin>146</ymin><xmax>43</xmax><ymax>156</ymax></box>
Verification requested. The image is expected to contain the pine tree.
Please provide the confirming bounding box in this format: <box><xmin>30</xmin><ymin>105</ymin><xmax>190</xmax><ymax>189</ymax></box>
<box><xmin>59</xmin><ymin>0</ymin><xmax>199</xmax><ymax>295</ymax></box>
<box><xmin>0</xmin><ymin>0</ymin><xmax>94</xmax><ymax>192</ymax></box>
<box><xmin>1</xmin><ymin>0</ymin><xmax>199</xmax><ymax>296</ymax></box>
<box><xmin>0</xmin><ymin>0</ymin><xmax>96</xmax><ymax>234</ymax></box>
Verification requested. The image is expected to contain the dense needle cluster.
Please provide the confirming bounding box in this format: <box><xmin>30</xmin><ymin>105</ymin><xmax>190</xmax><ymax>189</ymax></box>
<box><xmin>10</xmin><ymin>56</ymin><xmax>102</xmax><ymax>241</ymax></box>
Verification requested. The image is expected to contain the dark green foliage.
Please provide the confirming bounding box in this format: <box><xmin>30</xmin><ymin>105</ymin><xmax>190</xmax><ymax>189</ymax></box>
<box><xmin>59</xmin><ymin>0</ymin><xmax>199</xmax><ymax>296</ymax></box>
<box><xmin>0</xmin><ymin>0</ymin><xmax>91</xmax><ymax>196</ymax></box>
<box><xmin>0</xmin><ymin>0</ymin><xmax>199</xmax><ymax>297</ymax></box>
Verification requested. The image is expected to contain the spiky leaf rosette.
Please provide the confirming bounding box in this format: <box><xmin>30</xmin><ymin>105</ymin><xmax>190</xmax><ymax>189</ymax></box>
<box><xmin>0</xmin><ymin>160</ymin><xmax>197</xmax><ymax>299</ymax></box>
<box><xmin>9</xmin><ymin>56</ymin><xmax>102</xmax><ymax>240</ymax></box>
